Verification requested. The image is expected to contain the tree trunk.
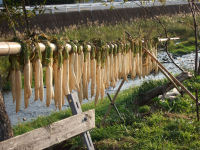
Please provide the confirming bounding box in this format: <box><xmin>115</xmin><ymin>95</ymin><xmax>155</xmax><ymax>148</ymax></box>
<box><xmin>0</xmin><ymin>91</ymin><xmax>13</xmax><ymax>141</ymax></box>
<box><xmin>136</xmin><ymin>72</ymin><xmax>192</xmax><ymax>106</ymax></box>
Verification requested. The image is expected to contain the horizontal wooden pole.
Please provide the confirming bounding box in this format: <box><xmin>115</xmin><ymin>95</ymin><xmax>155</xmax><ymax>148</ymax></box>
<box><xmin>0</xmin><ymin>37</ymin><xmax>178</xmax><ymax>56</ymax></box>
<box><xmin>0</xmin><ymin>109</ymin><xmax>95</xmax><ymax>150</ymax></box>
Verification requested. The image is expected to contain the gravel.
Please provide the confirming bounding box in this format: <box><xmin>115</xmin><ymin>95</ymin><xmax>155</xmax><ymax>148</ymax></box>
<box><xmin>4</xmin><ymin>51</ymin><xmax>199</xmax><ymax>126</ymax></box>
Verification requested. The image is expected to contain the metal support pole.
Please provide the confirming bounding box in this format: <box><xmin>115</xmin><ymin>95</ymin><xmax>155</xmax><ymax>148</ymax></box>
<box><xmin>107</xmin><ymin>93</ymin><xmax>124</xmax><ymax>122</ymax></box>
<box><xmin>67</xmin><ymin>93</ymin><xmax>95</xmax><ymax>150</ymax></box>
<box><xmin>101</xmin><ymin>79</ymin><xmax>125</xmax><ymax>126</ymax></box>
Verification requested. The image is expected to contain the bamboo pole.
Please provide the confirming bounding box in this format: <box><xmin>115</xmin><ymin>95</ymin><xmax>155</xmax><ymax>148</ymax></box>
<box><xmin>144</xmin><ymin>47</ymin><xmax>196</xmax><ymax>101</ymax></box>
<box><xmin>0</xmin><ymin>42</ymin><xmax>90</xmax><ymax>56</ymax></box>
<box><xmin>158</xmin><ymin>66</ymin><xmax>182</xmax><ymax>94</ymax></box>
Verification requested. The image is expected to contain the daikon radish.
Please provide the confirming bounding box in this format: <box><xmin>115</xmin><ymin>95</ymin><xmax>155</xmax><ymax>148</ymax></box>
<box><xmin>53</xmin><ymin>61</ymin><xmax>58</xmax><ymax>108</ymax></box>
<box><xmin>39</xmin><ymin>63</ymin><xmax>44</xmax><ymax>101</ymax></box>
<box><xmin>34</xmin><ymin>59</ymin><xmax>41</xmax><ymax>101</ymax></box>
<box><xmin>74</xmin><ymin>47</ymin><xmax>79</xmax><ymax>80</ymax></box>
<box><xmin>44</xmin><ymin>41</ymin><xmax>54</xmax><ymax>107</ymax></box>
<box><xmin>95</xmin><ymin>64</ymin><xmax>101</xmax><ymax>106</ymax></box>
<box><xmin>82</xmin><ymin>60</ymin><xmax>88</xmax><ymax>99</ymax></box>
<box><xmin>11</xmin><ymin>70</ymin><xmax>16</xmax><ymax>103</ymax></box>
<box><xmin>78</xmin><ymin>79</ymin><xmax>83</xmax><ymax>103</ymax></box>
<box><xmin>110</xmin><ymin>44</ymin><xmax>116</xmax><ymax>87</ymax></box>
<box><xmin>30</xmin><ymin>62</ymin><xmax>32</xmax><ymax>90</ymax></box>
<box><xmin>46</xmin><ymin>65</ymin><xmax>52</xmax><ymax>107</ymax></box>
<box><xmin>24</xmin><ymin>60</ymin><xmax>32</xmax><ymax>108</ymax></box>
<box><xmin>91</xmin><ymin>45</ymin><xmax>96</xmax><ymax>97</ymax></box>
<box><xmin>63</xmin><ymin>59</ymin><xmax>70</xmax><ymax>95</ymax></box>
<box><xmin>69</xmin><ymin>53</ymin><xmax>79</xmax><ymax>91</ymax></box>
<box><xmin>57</xmin><ymin>65</ymin><xmax>63</xmax><ymax>110</ymax></box>
<box><xmin>63</xmin><ymin>44</ymin><xmax>70</xmax><ymax>96</ymax></box>
<box><xmin>105</xmin><ymin>54</ymin><xmax>110</xmax><ymax>89</ymax></box>
<box><xmin>100</xmin><ymin>66</ymin><xmax>105</xmax><ymax>100</ymax></box>
<box><xmin>78</xmin><ymin>51</ymin><xmax>84</xmax><ymax>84</ymax></box>
<box><xmin>15</xmin><ymin>70</ymin><xmax>22</xmax><ymax>113</ymax></box>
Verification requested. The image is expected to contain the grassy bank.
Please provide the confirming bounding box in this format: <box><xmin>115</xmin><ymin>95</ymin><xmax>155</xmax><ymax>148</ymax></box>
<box><xmin>13</xmin><ymin>76</ymin><xmax>200</xmax><ymax>150</ymax></box>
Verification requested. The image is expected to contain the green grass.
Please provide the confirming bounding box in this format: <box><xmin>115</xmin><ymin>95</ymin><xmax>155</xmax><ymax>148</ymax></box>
<box><xmin>13</xmin><ymin>76</ymin><xmax>200</xmax><ymax>150</ymax></box>
<box><xmin>168</xmin><ymin>37</ymin><xmax>196</xmax><ymax>55</ymax></box>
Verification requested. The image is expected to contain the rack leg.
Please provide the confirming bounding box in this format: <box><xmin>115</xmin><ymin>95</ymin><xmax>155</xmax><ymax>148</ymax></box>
<box><xmin>101</xmin><ymin>79</ymin><xmax>125</xmax><ymax>126</ymax></box>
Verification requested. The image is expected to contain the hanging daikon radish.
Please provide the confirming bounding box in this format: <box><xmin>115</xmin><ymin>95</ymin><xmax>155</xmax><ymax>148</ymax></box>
<box><xmin>63</xmin><ymin>44</ymin><xmax>70</xmax><ymax>96</ymax></box>
<box><xmin>138</xmin><ymin>40</ymin><xmax>143</xmax><ymax>79</ymax></box>
<box><xmin>110</xmin><ymin>44</ymin><xmax>116</xmax><ymax>87</ymax></box>
<box><xmin>130</xmin><ymin>40</ymin><xmax>136</xmax><ymax>79</ymax></box>
<box><xmin>53</xmin><ymin>60</ymin><xmax>58</xmax><ymax>108</ymax></box>
<box><xmin>52</xmin><ymin>38</ymin><xmax>64</xmax><ymax>110</ymax></box>
<box><xmin>94</xmin><ymin>41</ymin><xmax>102</xmax><ymax>105</ymax></box>
<box><xmin>122</xmin><ymin>42</ymin><xmax>128</xmax><ymax>81</ymax></box>
<box><xmin>39</xmin><ymin>62</ymin><xmax>44</xmax><ymax>101</ymax></box>
<box><xmin>78</xmin><ymin>78</ymin><xmax>83</xmax><ymax>103</ymax></box>
<box><xmin>85</xmin><ymin>44</ymin><xmax>91</xmax><ymax>99</ymax></box>
<box><xmin>24</xmin><ymin>60</ymin><xmax>31</xmax><ymax>108</ymax></box>
<box><xmin>153</xmin><ymin>37</ymin><xmax>159</xmax><ymax>74</ymax></box>
<box><xmin>33</xmin><ymin>43</ymin><xmax>42</xmax><ymax>102</ymax></box>
<box><xmin>77</xmin><ymin>44</ymin><xmax>84</xmax><ymax>85</ymax></box>
<box><xmin>113</xmin><ymin>44</ymin><xmax>118</xmax><ymax>82</ymax></box>
<box><xmin>21</xmin><ymin>41</ymin><xmax>32</xmax><ymax>109</ymax></box>
<box><xmin>68</xmin><ymin>42</ymin><xmax>79</xmax><ymax>92</ymax></box>
<box><xmin>100</xmin><ymin>45</ymin><xmax>107</xmax><ymax>100</ymax></box>
<box><xmin>44</xmin><ymin>41</ymin><xmax>54</xmax><ymax>107</ymax></box>
<box><xmin>118</xmin><ymin>43</ymin><xmax>123</xmax><ymax>78</ymax></box>
<box><xmin>77</xmin><ymin>44</ymin><xmax>84</xmax><ymax>103</ymax></box>
<box><xmin>11</xmin><ymin>69</ymin><xmax>16</xmax><ymax>103</ymax></box>
<box><xmin>100</xmin><ymin>66</ymin><xmax>105</xmax><ymax>100</ymax></box>
<box><xmin>82</xmin><ymin>43</ymin><xmax>89</xmax><ymax>99</ymax></box>
<box><xmin>74</xmin><ymin>45</ymin><xmax>79</xmax><ymax>81</ymax></box>
<box><xmin>16</xmin><ymin>69</ymin><xmax>22</xmax><ymax>113</ymax></box>
<box><xmin>9</xmin><ymin>56</ymin><xmax>16</xmax><ymax>104</ymax></box>
<box><xmin>105</xmin><ymin>45</ymin><xmax>110</xmax><ymax>89</ymax></box>
<box><xmin>90</xmin><ymin>45</ymin><xmax>96</xmax><ymax>97</ymax></box>
<box><xmin>57</xmin><ymin>64</ymin><xmax>63</xmax><ymax>110</ymax></box>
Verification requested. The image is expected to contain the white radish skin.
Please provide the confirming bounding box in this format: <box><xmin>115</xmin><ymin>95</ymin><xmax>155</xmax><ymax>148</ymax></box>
<box><xmin>15</xmin><ymin>70</ymin><xmax>22</xmax><ymax>113</ymax></box>
<box><xmin>82</xmin><ymin>59</ymin><xmax>88</xmax><ymax>99</ymax></box>
<box><xmin>24</xmin><ymin>60</ymin><xmax>32</xmax><ymax>108</ymax></box>
<box><xmin>63</xmin><ymin>59</ymin><xmax>70</xmax><ymax>96</ymax></box>
<box><xmin>105</xmin><ymin>55</ymin><xmax>110</xmax><ymax>89</ymax></box>
<box><xmin>78</xmin><ymin>79</ymin><xmax>83</xmax><ymax>104</ymax></box>
<box><xmin>39</xmin><ymin>63</ymin><xmax>44</xmax><ymax>101</ymax></box>
<box><xmin>69</xmin><ymin>53</ymin><xmax>79</xmax><ymax>91</ymax></box>
<box><xmin>46</xmin><ymin>65</ymin><xmax>52</xmax><ymax>107</ymax></box>
<box><xmin>91</xmin><ymin>59</ymin><xmax>96</xmax><ymax>97</ymax></box>
<box><xmin>78</xmin><ymin>52</ymin><xmax>84</xmax><ymax>85</ymax></box>
<box><xmin>100</xmin><ymin>67</ymin><xmax>105</xmax><ymax>100</ymax></box>
<box><xmin>95</xmin><ymin>65</ymin><xmax>101</xmax><ymax>106</ymax></box>
<box><xmin>34</xmin><ymin>59</ymin><xmax>41</xmax><ymax>101</ymax></box>
<box><xmin>57</xmin><ymin>65</ymin><xmax>63</xmax><ymax>110</ymax></box>
<box><xmin>74</xmin><ymin>53</ymin><xmax>79</xmax><ymax>81</ymax></box>
<box><xmin>11</xmin><ymin>70</ymin><xmax>16</xmax><ymax>103</ymax></box>
<box><xmin>53</xmin><ymin>61</ymin><xmax>58</xmax><ymax>108</ymax></box>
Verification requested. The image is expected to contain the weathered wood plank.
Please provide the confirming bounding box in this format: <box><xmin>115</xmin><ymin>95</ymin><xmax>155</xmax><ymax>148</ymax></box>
<box><xmin>0</xmin><ymin>109</ymin><xmax>95</xmax><ymax>150</ymax></box>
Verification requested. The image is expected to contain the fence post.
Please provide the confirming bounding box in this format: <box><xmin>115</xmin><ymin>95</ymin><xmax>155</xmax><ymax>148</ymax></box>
<box><xmin>90</xmin><ymin>4</ymin><xmax>92</xmax><ymax>11</ymax></box>
<box><xmin>66</xmin><ymin>6</ymin><xmax>68</xmax><ymax>12</ymax></box>
<box><xmin>67</xmin><ymin>93</ymin><xmax>95</xmax><ymax>150</ymax></box>
<box><xmin>78</xmin><ymin>4</ymin><xmax>80</xmax><ymax>12</ymax></box>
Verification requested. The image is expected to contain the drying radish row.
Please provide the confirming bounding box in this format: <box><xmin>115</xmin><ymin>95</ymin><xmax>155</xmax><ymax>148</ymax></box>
<box><xmin>9</xmin><ymin>37</ymin><xmax>158</xmax><ymax>112</ymax></box>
